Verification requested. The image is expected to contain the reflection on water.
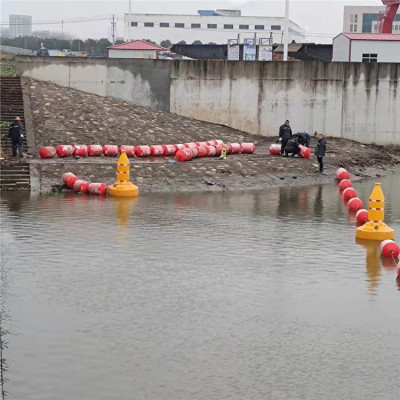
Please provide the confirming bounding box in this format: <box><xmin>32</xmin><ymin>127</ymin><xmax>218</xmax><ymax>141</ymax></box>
<box><xmin>1</xmin><ymin>174</ymin><xmax>400</xmax><ymax>400</ymax></box>
<box><xmin>356</xmin><ymin>239</ymin><xmax>382</xmax><ymax>295</ymax></box>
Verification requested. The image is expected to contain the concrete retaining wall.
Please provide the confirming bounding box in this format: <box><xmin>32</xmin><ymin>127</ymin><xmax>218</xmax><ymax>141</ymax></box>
<box><xmin>16</xmin><ymin>56</ymin><xmax>400</xmax><ymax>144</ymax></box>
<box><xmin>15</xmin><ymin>56</ymin><xmax>170</xmax><ymax>111</ymax></box>
<box><xmin>170</xmin><ymin>61</ymin><xmax>399</xmax><ymax>145</ymax></box>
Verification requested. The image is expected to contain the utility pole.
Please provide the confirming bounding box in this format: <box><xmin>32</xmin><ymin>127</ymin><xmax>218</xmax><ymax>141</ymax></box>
<box><xmin>128</xmin><ymin>0</ymin><xmax>131</xmax><ymax>41</ymax></box>
<box><xmin>283</xmin><ymin>0</ymin><xmax>289</xmax><ymax>61</ymax></box>
<box><xmin>61</xmin><ymin>19</ymin><xmax>64</xmax><ymax>39</ymax></box>
<box><xmin>111</xmin><ymin>14</ymin><xmax>117</xmax><ymax>44</ymax></box>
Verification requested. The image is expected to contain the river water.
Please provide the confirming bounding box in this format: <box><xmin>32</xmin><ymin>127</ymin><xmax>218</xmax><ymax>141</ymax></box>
<box><xmin>1</xmin><ymin>175</ymin><xmax>399</xmax><ymax>400</ymax></box>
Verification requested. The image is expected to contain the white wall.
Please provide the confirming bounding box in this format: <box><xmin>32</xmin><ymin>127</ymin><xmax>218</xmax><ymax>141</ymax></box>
<box><xmin>124</xmin><ymin>13</ymin><xmax>305</xmax><ymax>44</ymax></box>
<box><xmin>108</xmin><ymin>49</ymin><xmax>157</xmax><ymax>59</ymax></box>
<box><xmin>170</xmin><ymin>62</ymin><xmax>344</xmax><ymax>139</ymax></box>
<box><xmin>350</xmin><ymin>41</ymin><xmax>400</xmax><ymax>62</ymax></box>
<box><xmin>169</xmin><ymin>61</ymin><xmax>399</xmax><ymax>145</ymax></box>
<box><xmin>332</xmin><ymin>35</ymin><xmax>350</xmax><ymax>62</ymax></box>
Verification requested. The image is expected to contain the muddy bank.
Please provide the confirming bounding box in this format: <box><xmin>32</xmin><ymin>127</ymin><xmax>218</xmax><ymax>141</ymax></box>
<box><xmin>21</xmin><ymin>78</ymin><xmax>400</xmax><ymax>193</ymax></box>
<box><xmin>30</xmin><ymin>151</ymin><xmax>400</xmax><ymax>194</ymax></box>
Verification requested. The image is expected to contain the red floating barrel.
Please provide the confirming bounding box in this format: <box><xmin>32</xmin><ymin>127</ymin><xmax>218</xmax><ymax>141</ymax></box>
<box><xmin>72</xmin><ymin>180</ymin><xmax>90</xmax><ymax>193</ymax></box>
<box><xmin>206</xmin><ymin>146</ymin><xmax>216</xmax><ymax>157</ymax></box>
<box><xmin>336</xmin><ymin>168</ymin><xmax>350</xmax><ymax>181</ymax></box>
<box><xmin>343</xmin><ymin>187</ymin><xmax>357</xmax><ymax>201</ymax></box>
<box><xmin>356</xmin><ymin>209</ymin><xmax>369</xmax><ymax>225</ymax></box>
<box><xmin>81</xmin><ymin>181</ymin><xmax>90</xmax><ymax>194</ymax></box>
<box><xmin>380</xmin><ymin>240</ymin><xmax>400</xmax><ymax>258</ymax></box>
<box><xmin>135</xmin><ymin>145</ymin><xmax>151</xmax><ymax>157</ymax></box>
<box><xmin>184</xmin><ymin>142</ymin><xmax>197</xmax><ymax>149</ymax></box>
<box><xmin>39</xmin><ymin>146</ymin><xmax>56</xmax><ymax>159</ymax></box>
<box><xmin>196</xmin><ymin>141</ymin><xmax>208</xmax><ymax>147</ymax></box>
<box><xmin>299</xmin><ymin>144</ymin><xmax>311</xmax><ymax>159</ymax></box>
<box><xmin>190</xmin><ymin>147</ymin><xmax>199</xmax><ymax>158</ymax></box>
<box><xmin>162</xmin><ymin>144</ymin><xmax>177</xmax><ymax>156</ymax></box>
<box><xmin>119</xmin><ymin>145</ymin><xmax>135</xmax><ymax>157</ymax></box>
<box><xmin>56</xmin><ymin>145</ymin><xmax>74</xmax><ymax>157</ymax></box>
<box><xmin>269</xmin><ymin>144</ymin><xmax>281</xmax><ymax>155</ymax></box>
<box><xmin>62</xmin><ymin>172</ymin><xmax>78</xmax><ymax>189</ymax></box>
<box><xmin>229</xmin><ymin>143</ymin><xmax>241</xmax><ymax>154</ymax></box>
<box><xmin>73</xmin><ymin>145</ymin><xmax>88</xmax><ymax>157</ymax></box>
<box><xmin>87</xmin><ymin>145</ymin><xmax>103</xmax><ymax>156</ymax></box>
<box><xmin>339</xmin><ymin>179</ymin><xmax>352</xmax><ymax>191</ymax></box>
<box><xmin>88</xmin><ymin>182</ymin><xmax>107</xmax><ymax>196</ymax></box>
<box><xmin>241</xmin><ymin>143</ymin><xmax>256</xmax><ymax>154</ymax></box>
<box><xmin>73</xmin><ymin>179</ymin><xmax>85</xmax><ymax>192</ymax></box>
<box><xmin>150</xmin><ymin>145</ymin><xmax>164</xmax><ymax>156</ymax></box>
<box><xmin>206</xmin><ymin>140</ymin><xmax>218</xmax><ymax>146</ymax></box>
<box><xmin>215</xmin><ymin>145</ymin><xmax>224</xmax><ymax>156</ymax></box>
<box><xmin>197</xmin><ymin>146</ymin><xmax>207</xmax><ymax>157</ymax></box>
<box><xmin>215</xmin><ymin>140</ymin><xmax>224</xmax><ymax>145</ymax></box>
<box><xmin>176</xmin><ymin>148</ymin><xmax>193</xmax><ymax>162</ymax></box>
<box><xmin>348</xmin><ymin>197</ymin><xmax>363</xmax><ymax>212</ymax></box>
<box><xmin>103</xmin><ymin>145</ymin><xmax>119</xmax><ymax>156</ymax></box>
<box><xmin>174</xmin><ymin>144</ymin><xmax>185</xmax><ymax>151</ymax></box>
<box><xmin>222</xmin><ymin>143</ymin><xmax>231</xmax><ymax>154</ymax></box>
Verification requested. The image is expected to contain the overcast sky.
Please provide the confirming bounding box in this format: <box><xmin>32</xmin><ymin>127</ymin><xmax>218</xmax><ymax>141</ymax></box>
<box><xmin>1</xmin><ymin>0</ymin><xmax>383</xmax><ymax>43</ymax></box>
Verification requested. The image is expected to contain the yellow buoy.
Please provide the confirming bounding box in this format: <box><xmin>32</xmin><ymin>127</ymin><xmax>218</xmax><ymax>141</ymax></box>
<box><xmin>108</xmin><ymin>151</ymin><xmax>139</xmax><ymax>197</ymax></box>
<box><xmin>355</xmin><ymin>183</ymin><xmax>394</xmax><ymax>241</ymax></box>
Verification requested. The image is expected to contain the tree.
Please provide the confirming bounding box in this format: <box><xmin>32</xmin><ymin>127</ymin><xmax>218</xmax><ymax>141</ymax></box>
<box><xmin>71</xmin><ymin>39</ymin><xmax>84</xmax><ymax>52</ymax></box>
<box><xmin>143</xmin><ymin>38</ymin><xmax>157</xmax><ymax>45</ymax></box>
<box><xmin>43</xmin><ymin>38</ymin><xmax>70</xmax><ymax>50</ymax></box>
<box><xmin>96</xmin><ymin>38</ymin><xmax>112</xmax><ymax>56</ymax></box>
<box><xmin>160</xmin><ymin>39</ymin><xmax>172</xmax><ymax>48</ymax></box>
<box><xmin>2</xmin><ymin>36</ymin><xmax>41</xmax><ymax>51</ymax></box>
<box><xmin>177</xmin><ymin>40</ymin><xmax>186</xmax><ymax>45</ymax></box>
<box><xmin>208</xmin><ymin>42</ymin><xmax>217</xmax><ymax>45</ymax></box>
<box><xmin>115</xmin><ymin>39</ymin><xmax>125</xmax><ymax>45</ymax></box>
<box><xmin>84</xmin><ymin>39</ymin><xmax>97</xmax><ymax>56</ymax></box>
<box><xmin>192</xmin><ymin>40</ymin><xmax>202</xmax><ymax>45</ymax></box>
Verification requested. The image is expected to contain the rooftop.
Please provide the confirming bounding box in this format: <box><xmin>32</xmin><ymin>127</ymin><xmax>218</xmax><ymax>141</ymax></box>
<box><xmin>341</xmin><ymin>33</ymin><xmax>400</xmax><ymax>41</ymax></box>
<box><xmin>107</xmin><ymin>40</ymin><xmax>167</xmax><ymax>51</ymax></box>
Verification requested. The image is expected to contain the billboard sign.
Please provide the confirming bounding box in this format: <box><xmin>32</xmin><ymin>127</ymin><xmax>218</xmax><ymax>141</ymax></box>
<box><xmin>258</xmin><ymin>37</ymin><xmax>273</xmax><ymax>61</ymax></box>
<box><xmin>227</xmin><ymin>39</ymin><xmax>240</xmax><ymax>61</ymax></box>
<box><xmin>244</xmin><ymin>38</ymin><xmax>256</xmax><ymax>61</ymax></box>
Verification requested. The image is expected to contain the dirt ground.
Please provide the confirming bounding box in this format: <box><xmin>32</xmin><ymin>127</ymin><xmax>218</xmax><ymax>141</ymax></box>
<box><xmin>22</xmin><ymin>79</ymin><xmax>400</xmax><ymax>193</ymax></box>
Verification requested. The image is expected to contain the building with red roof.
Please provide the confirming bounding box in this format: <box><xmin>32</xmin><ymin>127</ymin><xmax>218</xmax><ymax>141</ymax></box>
<box><xmin>106</xmin><ymin>40</ymin><xmax>168</xmax><ymax>59</ymax></box>
<box><xmin>333</xmin><ymin>33</ymin><xmax>400</xmax><ymax>62</ymax></box>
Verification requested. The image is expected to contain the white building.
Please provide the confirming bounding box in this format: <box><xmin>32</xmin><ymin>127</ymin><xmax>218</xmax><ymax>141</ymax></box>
<box><xmin>343</xmin><ymin>6</ymin><xmax>400</xmax><ymax>34</ymax></box>
<box><xmin>124</xmin><ymin>9</ymin><xmax>306</xmax><ymax>45</ymax></box>
<box><xmin>9</xmin><ymin>14</ymin><xmax>32</xmax><ymax>38</ymax></box>
<box><xmin>107</xmin><ymin>40</ymin><xmax>167</xmax><ymax>59</ymax></box>
<box><xmin>332</xmin><ymin>33</ymin><xmax>400</xmax><ymax>62</ymax></box>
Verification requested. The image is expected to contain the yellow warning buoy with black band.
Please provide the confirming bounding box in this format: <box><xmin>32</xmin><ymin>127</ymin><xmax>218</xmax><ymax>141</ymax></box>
<box><xmin>108</xmin><ymin>151</ymin><xmax>139</xmax><ymax>197</ymax></box>
<box><xmin>355</xmin><ymin>183</ymin><xmax>394</xmax><ymax>241</ymax></box>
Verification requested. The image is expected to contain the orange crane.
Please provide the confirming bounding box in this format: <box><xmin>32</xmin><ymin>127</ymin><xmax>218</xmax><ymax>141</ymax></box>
<box><xmin>379</xmin><ymin>0</ymin><xmax>400</xmax><ymax>33</ymax></box>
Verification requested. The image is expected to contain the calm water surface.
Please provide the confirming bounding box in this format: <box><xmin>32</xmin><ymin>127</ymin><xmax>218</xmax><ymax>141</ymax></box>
<box><xmin>1</xmin><ymin>175</ymin><xmax>400</xmax><ymax>400</ymax></box>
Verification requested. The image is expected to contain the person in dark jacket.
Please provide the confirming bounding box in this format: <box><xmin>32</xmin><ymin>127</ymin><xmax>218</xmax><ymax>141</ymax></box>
<box><xmin>278</xmin><ymin>120</ymin><xmax>292</xmax><ymax>155</ymax></box>
<box><xmin>284</xmin><ymin>134</ymin><xmax>299</xmax><ymax>157</ymax></box>
<box><xmin>314</xmin><ymin>134</ymin><xmax>327</xmax><ymax>172</ymax></box>
<box><xmin>8</xmin><ymin>116</ymin><xmax>24</xmax><ymax>158</ymax></box>
<box><xmin>297</xmin><ymin>132</ymin><xmax>311</xmax><ymax>148</ymax></box>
